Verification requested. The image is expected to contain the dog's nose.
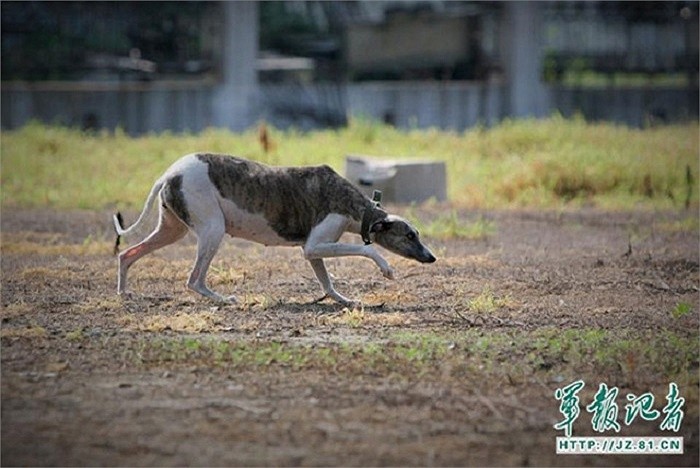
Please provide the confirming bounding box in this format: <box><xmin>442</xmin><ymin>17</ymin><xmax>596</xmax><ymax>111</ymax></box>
<box><xmin>423</xmin><ymin>252</ymin><xmax>436</xmax><ymax>263</ymax></box>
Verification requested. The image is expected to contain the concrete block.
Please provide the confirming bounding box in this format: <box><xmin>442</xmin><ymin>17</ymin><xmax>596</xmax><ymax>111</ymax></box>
<box><xmin>345</xmin><ymin>155</ymin><xmax>447</xmax><ymax>204</ymax></box>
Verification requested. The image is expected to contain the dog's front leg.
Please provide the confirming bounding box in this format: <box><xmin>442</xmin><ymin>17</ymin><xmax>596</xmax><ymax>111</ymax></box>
<box><xmin>308</xmin><ymin>258</ymin><xmax>358</xmax><ymax>307</ymax></box>
<box><xmin>304</xmin><ymin>242</ymin><xmax>395</xmax><ymax>280</ymax></box>
<box><xmin>304</xmin><ymin>214</ymin><xmax>395</xmax><ymax>279</ymax></box>
<box><xmin>302</xmin><ymin>215</ymin><xmax>394</xmax><ymax>306</ymax></box>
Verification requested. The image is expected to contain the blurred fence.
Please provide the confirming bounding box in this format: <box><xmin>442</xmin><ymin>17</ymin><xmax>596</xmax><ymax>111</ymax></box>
<box><xmin>1</xmin><ymin>81</ymin><xmax>213</xmax><ymax>134</ymax></box>
<box><xmin>550</xmin><ymin>86</ymin><xmax>698</xmax><ymax>126</ymax></box>
<box><xmin>346</xmin><ymin>81</ymin><xmax>506</xmax><ymax>129</ymax></box>
<box><xmin>1</xmin><ymin>80</ymin><xmax>697</xmax><ymax>134</ymax></box>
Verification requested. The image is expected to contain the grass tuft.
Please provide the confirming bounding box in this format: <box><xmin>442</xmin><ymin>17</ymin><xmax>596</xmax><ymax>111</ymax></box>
<box><xmin>467</xmin><ymin>288</ymin><xmax>512</xmax><ymax>314</ymax></box>
<box><xmin>671</xmin><ymin>302</ymin><xmax>693</xmax><ymax>320</ymax></box>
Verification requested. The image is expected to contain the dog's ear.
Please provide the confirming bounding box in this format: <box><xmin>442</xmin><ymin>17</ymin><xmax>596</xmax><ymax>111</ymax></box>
<box><xmin>370</xmin><ymin>220</ymin><xmax>393</xmax><ymax>233</ymax></box>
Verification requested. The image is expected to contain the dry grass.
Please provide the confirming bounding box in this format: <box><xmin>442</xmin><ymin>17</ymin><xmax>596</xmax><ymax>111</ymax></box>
<box><xmin>2</xmin><ymin>235</ymin><xmax>113</xmax><ymax>256</ymax></box>
<box><xmin>466</xmin><ymin>288</ymin><xmax>514</xmax><ymax>314</ymax></box>
<box><xmin>320</xmin><ymin>307</ymin><xmax>412</xmax><ymax>328</ymax></box>
<box><xmin>19</xmin><ymin>266</ymin><xmax>65</xmax><ymax>281</ymax></box>
<box><xmin>73</xmin><ymin>296</ymin><xmax>126</xmax><ymax>314</ymax></box>
<box><xmin>0</xmin><ymin>325</ymin><xmax>48</xmax><ymax>339</ymax></box>
<box><xmin>119</xmin><ymin>311</ymin><xmax>223</xmax><ymax>333</ymax></box>
<box><xmin>362</xmin><ymin>289</ymin><xmax>420</xmax><ymax>306</ymax></box>
<box><xmin>127</xmin><ymin>258</ymin><xmax>191</xmax><ymax>284</ymax></box>
<box><xmin>0</xmin><ymin>302</ymin><xmax>34</xmax><ymax>320</ymax></box>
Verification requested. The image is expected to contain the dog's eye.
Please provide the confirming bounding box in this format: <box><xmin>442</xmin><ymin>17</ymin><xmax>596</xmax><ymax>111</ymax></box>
<box><xmin>407</xmin><ymin>232</ymin><xmax>416</xmax><ymax>240</ymax></box>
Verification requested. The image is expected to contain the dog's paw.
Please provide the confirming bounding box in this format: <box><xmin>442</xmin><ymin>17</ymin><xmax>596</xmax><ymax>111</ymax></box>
<box><xmin>326</xmin><ymin>290</ymin><xmax>360</xmax><ymax>309</ymax></box>
<box><xmin>223</xmin><ymin>295</ymin><xmax>239</xmax><ymax>304</ymax></box>
<box><xmin>211</xmin><ymin>293</ymin><xmax>239</xmax><ymax>304</ymax></box>
<box><xmin>117</xmin><ymin>290</ymin><xmax>138</xmax><ymax>300</ymax></box>
<box><xmin>374</xmin><ymin>258</ymin><xmax>395</xmax><ymax>280</ymax></box>
<box><xmin>381</xmin><ymin>266</ymin><xmax>395</xmax><ymax>280</ymax></box>
<box><xmin>341</xmin><ymin>299</ymin><xmax>362</xmax><ymax>309</ymax></box>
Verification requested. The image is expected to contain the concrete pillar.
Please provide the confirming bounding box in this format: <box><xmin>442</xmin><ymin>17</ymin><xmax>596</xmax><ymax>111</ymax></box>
<box><xmin>212</xmin><ymin>1</ymin><xmax>259</xmax><ymax>130</ymax></box>
<box><xmin>2</xmin><ymin>89</ymin><xmax>33</xmax><ymax>128</ymax></box>
<box><xmin>502</xmin><ymin>1</ymin><xmax>549</xmax><ymax>118</ymax></box>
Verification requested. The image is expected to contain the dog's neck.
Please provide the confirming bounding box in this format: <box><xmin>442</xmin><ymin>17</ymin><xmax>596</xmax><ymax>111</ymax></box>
<box><xmin>342</xmin><ymin>200</ymin><xmax>387</xmax><ymax>243</ymax></box>
<box><xmin>327</xmin><ymin>176</ymin><xmax>386</xmax><ymax>233</ymax></box>
<box><xmin>360</xmin><ymin>202</ymin><xmax>386</xmax><ymax>245</ymax></box>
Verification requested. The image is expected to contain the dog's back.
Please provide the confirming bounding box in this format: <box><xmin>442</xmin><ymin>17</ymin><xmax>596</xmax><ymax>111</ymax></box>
<box><xmin>170</xmin><ymin>153</ymin><xmax>370</xmax><ymax>243</ymax></box>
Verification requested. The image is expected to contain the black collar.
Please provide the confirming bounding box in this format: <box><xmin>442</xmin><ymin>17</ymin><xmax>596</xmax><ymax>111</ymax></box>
<box><xmin>360</xmin><ymin>203</ymin><xmax>386</xmax><ymax>245</ymax></box>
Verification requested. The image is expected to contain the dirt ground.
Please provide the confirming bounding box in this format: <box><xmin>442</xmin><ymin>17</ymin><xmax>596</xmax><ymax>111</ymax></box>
<box><xmin>1</xmin><ymin>207</ymin><xmax>698</xmax><ymax>467</ymax></box>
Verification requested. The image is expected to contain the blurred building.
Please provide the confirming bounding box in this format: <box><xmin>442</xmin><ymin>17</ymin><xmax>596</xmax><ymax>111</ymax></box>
<box><xmin>1</xmin><ymin>1</ymin><xmax>257</xmax><ymax>132</ymax></box>
<box><xmin>1</xmin><ymin>1</ymin><xmax>697</xmax><ymax>134</ymax></box>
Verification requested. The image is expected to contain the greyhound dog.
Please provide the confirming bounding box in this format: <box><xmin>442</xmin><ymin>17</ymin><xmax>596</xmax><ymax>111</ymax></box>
<box><xmin>113</xmin><ymin>153</ymin><xmax>436</xmax><ymax>306</ymax></box>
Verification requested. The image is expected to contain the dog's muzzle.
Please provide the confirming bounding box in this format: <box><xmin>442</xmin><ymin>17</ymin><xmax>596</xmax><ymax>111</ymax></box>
<box><xmin>418</xmin><ymin>248</ymin><xmax>436</xmax><ymax>263</ymax></box>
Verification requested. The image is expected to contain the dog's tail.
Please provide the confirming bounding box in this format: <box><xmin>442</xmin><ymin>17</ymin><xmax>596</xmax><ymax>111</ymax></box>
<box><xmin>113</xmin><ymin>178</ymin><xmax>164</xmax><ymax>255</ymax></box>
<box><xmin>113</xmin><ymin>212</ymin><xmax>125</xmax><ymax>255</ymax></box>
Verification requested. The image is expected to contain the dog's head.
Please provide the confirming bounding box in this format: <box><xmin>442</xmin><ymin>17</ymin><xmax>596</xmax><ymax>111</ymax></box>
<box><xmin>370</xmin><ymin>215</ymin><xmax>436</xmax><ymax>263</ymax></box>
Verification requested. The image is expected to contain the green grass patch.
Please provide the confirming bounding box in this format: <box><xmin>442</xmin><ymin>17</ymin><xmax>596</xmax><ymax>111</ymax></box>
<box><xmin>405</xmin><ymin>207</ymin><xmax>496</xmax><ymax>240</ymax></box>
<box><xmin>126</xmin><ymin>327</ymin><xmax>698</xmax><ymax>388</ymax></box>
<box><xmin>2</xmin><ymin>117</ymin><xmax>697</xmax><ymax>210</ymax></box>
<box><xmin>671</xmin><ymin>302</ymin><xmax>693</xmax><ymax>320</ymax></box>
<box><xmin>655</xmin><ymin>216</ymin><xmax>700</xmax><ymax>233</ymax></box>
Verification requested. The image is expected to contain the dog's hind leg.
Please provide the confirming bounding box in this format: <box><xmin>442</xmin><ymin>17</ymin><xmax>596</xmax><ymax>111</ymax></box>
<box><xmin>117</xmin><ymin>207</ymin><xmax>188</xmax><ymax>295</ymax></box>
<box><xmin>308</xmin><ymin>258</ymin><xmax>357</xmax><ymax>307</ymax></box>
<box><xmin>186</xmin><ymin>217</ymin><xmax>236</xmax><ymax>303</ymax></box>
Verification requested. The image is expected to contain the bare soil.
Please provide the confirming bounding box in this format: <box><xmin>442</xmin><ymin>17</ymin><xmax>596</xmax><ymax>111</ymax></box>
<box><xmin>1</xmin><ymin>207</ymin><xmax>698</xmax><ymax>467</ymax></box>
